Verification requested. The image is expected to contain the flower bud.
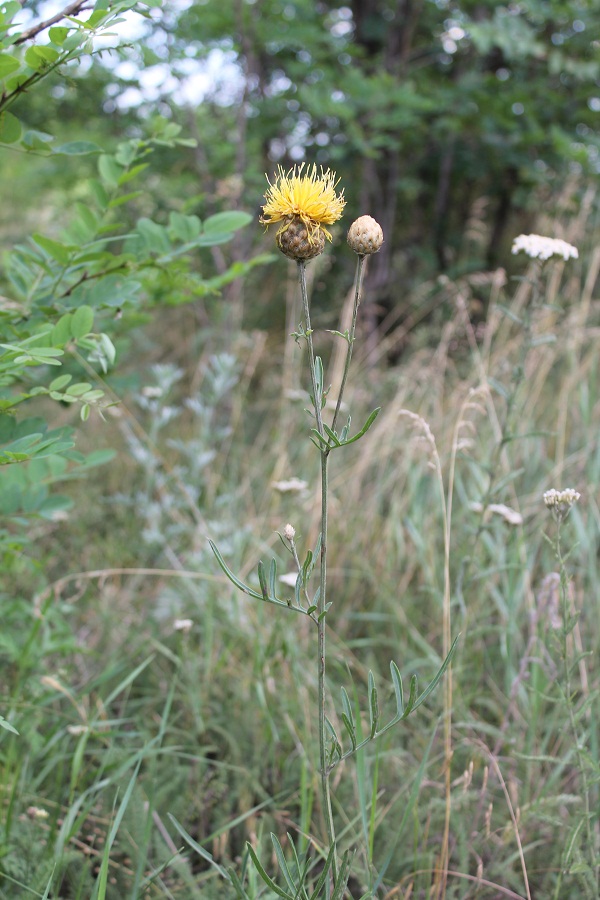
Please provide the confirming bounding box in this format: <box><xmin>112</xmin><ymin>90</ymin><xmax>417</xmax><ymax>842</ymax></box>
<box><xmin>283</xmin><ymin>523</ymin><xmax>296</xmax><ymax>542</ymax></box>
<box><xmin>347</xmin><ymin>215</ymin><xmax>384</xmax><ymax>255</ymax></box>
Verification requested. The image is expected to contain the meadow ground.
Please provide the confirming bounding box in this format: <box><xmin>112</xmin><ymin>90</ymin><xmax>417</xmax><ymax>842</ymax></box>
<box><xmin>1</xmin><ymin>188</ymin><xmax>599</xmax><ymax>898</ymax></box>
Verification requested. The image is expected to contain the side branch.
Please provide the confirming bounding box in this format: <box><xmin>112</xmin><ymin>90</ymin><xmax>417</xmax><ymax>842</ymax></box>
<box><xmin>14</xmin><ymin>1</ymin><xmax>91</xmax><ymax>45</ymax></box>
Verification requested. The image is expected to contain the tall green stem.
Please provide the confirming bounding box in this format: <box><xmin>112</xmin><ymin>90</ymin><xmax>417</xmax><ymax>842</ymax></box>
<box><xmin>297</xmin><ymin>260</ymin><xmax>338</xmax><ymax>885</ymax></box>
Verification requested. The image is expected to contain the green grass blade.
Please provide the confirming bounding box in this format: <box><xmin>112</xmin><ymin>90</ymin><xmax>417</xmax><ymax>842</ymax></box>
<box><xmin>167</xmin><ymin>813</ymin><xmax>231</xmax><ymax>881</ymax></box>
<box><xmin>91</xmin><ymin>761</ymin><xmax>140</xmax><ymax>900</ymax></box>
<box><xmin>103</xmin><ymin>655</ymin><xmax>154</xmax><ymax>707</ymax></box>
<box><xmin>372</xmin><ymin>724</ymin><xmax>437</xmax><ymax>891</ymax></box>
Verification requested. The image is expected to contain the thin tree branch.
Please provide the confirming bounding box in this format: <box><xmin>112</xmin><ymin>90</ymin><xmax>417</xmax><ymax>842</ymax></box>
<box><xmin>14</xmin><ymin>1</ymin><xmax>91</xmax><ymax>45</ymax></box>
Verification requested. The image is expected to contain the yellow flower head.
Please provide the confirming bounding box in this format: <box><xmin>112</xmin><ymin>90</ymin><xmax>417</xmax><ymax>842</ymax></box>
<box><xmin>260</xmin><ymin>163</ymin><xmax>345</xmax><ymax>257</ymax></box>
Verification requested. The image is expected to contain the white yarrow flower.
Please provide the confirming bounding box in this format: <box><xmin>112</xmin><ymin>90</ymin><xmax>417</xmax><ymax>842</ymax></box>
<box><xmin>543</xmin><ymin>488</ymin><xmax>581</xmax><ymax>521</ymax></box>
<box><xmin>511</xmin><ymin>233</ymin><xmax>578</xmax><ymax>261</ymax></box>
<box><xmin>272</xmin><ymin>477</ymin><xmax>309</xmax><ymax>494</ymax></box>
<box><xmin>67</xmin><ymin>724</ymin><xmax>89</xmax><ymax>736</ymax></box>
<box><xmin>279</xmin><ymin>572</ymin><xmax>299</xmax><ymax>587</ymax></box>
<box><xmin>470</xmin><ymin>502</ymin><xmax>523</xmax><ymax>526</ymax></box>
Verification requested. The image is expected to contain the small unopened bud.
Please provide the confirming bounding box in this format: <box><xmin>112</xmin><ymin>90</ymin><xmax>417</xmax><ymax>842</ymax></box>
<box><xmin>283</xmin><ymin>523</ymin><xmax>296</xmax><ymax>542</ymax></box>
<box><xmin>347</xmin><ymin>215</ymin><xmax>384</xmax><ymax>255</ymax></box>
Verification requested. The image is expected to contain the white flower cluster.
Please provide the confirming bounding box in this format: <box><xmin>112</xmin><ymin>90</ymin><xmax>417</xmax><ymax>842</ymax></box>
<box><xmin>543</xmin><ymin>488</ymin><xmax>581</xmax><ymax>521</ymax></box>
<box><xmin>511</xmin><ymin>233</ymin><xmax>579</xmax><ymax>261</ymax></box>
<box><xmin>272</xmin><ymin>477</ymin><xmax>308</xmax><ymax>494</ymax></box>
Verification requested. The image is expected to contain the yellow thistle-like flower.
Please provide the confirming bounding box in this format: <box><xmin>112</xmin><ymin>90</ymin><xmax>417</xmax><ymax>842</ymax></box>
<box><xmin>260</xmin><ymin>163</ymin><xmax>345</xmax><ymax>260</ymax></box>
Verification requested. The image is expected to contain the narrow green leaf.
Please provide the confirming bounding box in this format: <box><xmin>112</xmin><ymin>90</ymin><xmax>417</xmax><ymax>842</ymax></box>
<box><xmin>411</xmin><ymin>634</ymin><xmax>459</xmax><ymax>713</ymax></box>
<box><xmin>340</xmin><ymin>407</ymin><xmax>381</xmax><ymax>447</ymax></box>
<box><xmin>20</xmin><ymin>347</ymin><xmax>63</xmax><ymax>358</ymax></box>
<box><xmin>301</xmin><ymin>549</ymin><xmax>313</xmax><ymax>582</ymax></box>
<box><xmin>368</xmin><ymin>671</ymin><xmax>379</xmax><ymax>738</ymax></box>
<box><xmin>246</xmin><ymin>843</ymin><xmax>294</xmax><ymax>899</ymax></box>
<box><xmin>313</xmin><ymin>356</ymin><xmax>324</xmax><ymax>403</ymax></box>
<box><xmin>341</xmin><ymin>713</ymin><xmax>356</xmax><ymax>751</ymax></box>
<box><xmin>108</xmin><ymin>190</ymin><xmax>143</xmax><ymax>208</ymax></box>
<box><xmin>325</xmin><ymin>716</ymin><xmax>342</xmax><ymax>762</ymax></box>
<box><xmin>208</xmin><ymin>540</ymin><xmax>263</xmax><ymax>600</ymax></box>
<box><xmin>331</xmin><ymin>850</ymin><xmax>353</xmax><ymax>900</ymax></box>
<box><xmin>0</xmin><ymin>715</ymin><xmax>19</xmax><ymax>735</ymax></box>
<box><xmin>257</xmin><ymin>560</ymin><xmax>269</xmax><ymax>600</ymax></box>
<box><xmin>118</xmin><ymin>162</ymin><xmax>149</xmax><ymax>186</ymax></box>
<box><xmin>318</xmin><ymin>601</ymin><xmax>332</xmax><ymax>623</ymax></box>
<box><xmin>340</xmin><ymin>686</ymin><xmax>354</xmax><ymax>727</ymax></box>
<box><xmin>268</xmin><ymin>558</ymin><xmax>277</xmax><ymax>598</ymax></box>
<box><xmin>55</xmin><ymin>140</ymin><xmax>101</xmax><ymax>155</ymax></box>
<box><xmin>293</xmin><ymin>571</ymin><xmax>302</xmax><ymax>608</ymax></box>
<box><xmin>402</xmin><ymin>674</ymin><xmax>418</xmax><ymax>718</ymax></box>
<box><xmin>390</xmin><ymin>660</ymin><xmax>404</xmax><ymax>717</ymax></box>
<box><xmin>270</xmin><ymin>833</ymin><xmax>297</xmax><ymax>894</ymax></box>
<box><xmin>227</xmin><ymin>866</ymin><xmax>251</xmax><ymax>899</ymax></box>
<box><xmin>284</xmin><ymin>832</ymin><xmax>308</xmax><ymax>893</ymax></box>
<box><xmin>340</xmin><ymin>415</ymin><xmax>351</xmax><ymax>442</ymax></box>
<box><xmin>322</xmin><ymin>422</ymin><xmax>341</xmax><ymax>447</ymax></box>
<box><xmin>308</xmin><ymin>844</ymin><xmax>336</xmax><ymax>899</ymax></box>
<box><xmin>310</xmin><ymin>428</ymin><xmax>330</xmax><ymax>449</ymax></box>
